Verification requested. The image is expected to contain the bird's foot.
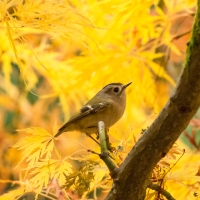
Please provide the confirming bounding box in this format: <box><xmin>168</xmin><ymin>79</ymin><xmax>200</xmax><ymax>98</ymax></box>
<box><xmin>105</xmin><ymin>131</ymin><xmax>115</xmax><ymax>153</ymax></box>
<box><xmin>95</xmin><ymin>128</ymin><xmax>109</xmax><ymax>140</ymax></box>
<box><xmin>107</xmin><ymin>142</ymin><xmax>116</xmax><ymax>153</ymax></box>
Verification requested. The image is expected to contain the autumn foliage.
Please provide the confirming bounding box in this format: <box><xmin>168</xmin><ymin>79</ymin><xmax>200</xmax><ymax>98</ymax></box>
<box><xmin>0</xmin><ymin>0</ymin><xmax>200</xmax><ymax>199</ymax></box>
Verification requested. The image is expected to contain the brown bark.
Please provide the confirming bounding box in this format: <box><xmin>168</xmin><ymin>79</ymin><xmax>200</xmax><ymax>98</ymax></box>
<box><xmin>105</xmin><ymin>1</ymin><xmax>200</xmax><ymax>200</ymax></box>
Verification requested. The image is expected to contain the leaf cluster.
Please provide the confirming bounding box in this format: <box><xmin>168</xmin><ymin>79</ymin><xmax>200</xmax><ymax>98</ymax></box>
<box><xmin>0</xmin><ymin>0</ymin><xmax>199</xmax><ymax>199</ymax></box>
<box><xmin>62</xmin><ymin>160</ymin><xmax>98</xmax><ymax>197</ymax></box>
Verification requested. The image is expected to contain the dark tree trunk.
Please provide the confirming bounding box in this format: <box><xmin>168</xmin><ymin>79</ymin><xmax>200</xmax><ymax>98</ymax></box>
<box><xmin>105</xmin><ymin>1</ymin><xmax>200</xmax><ymax>199</ymax></box>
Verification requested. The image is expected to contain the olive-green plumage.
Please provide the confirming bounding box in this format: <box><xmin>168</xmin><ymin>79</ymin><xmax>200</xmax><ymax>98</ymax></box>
<box><xmin>55</xmin><ymin>82</ymin><xmax>131</xmax><ymax>137</ymax></box>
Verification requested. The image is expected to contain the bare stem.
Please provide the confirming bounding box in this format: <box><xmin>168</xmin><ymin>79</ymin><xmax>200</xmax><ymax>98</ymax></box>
<box><xmin>98</xmin><ymin>121</ymin><xmax>117</xmax><ymax>173</ymax></box>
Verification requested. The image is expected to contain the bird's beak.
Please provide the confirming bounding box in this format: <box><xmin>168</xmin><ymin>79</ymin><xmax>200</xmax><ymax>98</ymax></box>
<box><xmin>123</xmin><ymin>82</ymin><xmax>132</xmax><ymax>89</ymax></box>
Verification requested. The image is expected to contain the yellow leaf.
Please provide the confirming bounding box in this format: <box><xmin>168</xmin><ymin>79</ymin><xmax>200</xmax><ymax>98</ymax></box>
<box><xmin>13</xmin><ymin>127</ymin><xmax>54</xmax><ymax>169</ymax></box>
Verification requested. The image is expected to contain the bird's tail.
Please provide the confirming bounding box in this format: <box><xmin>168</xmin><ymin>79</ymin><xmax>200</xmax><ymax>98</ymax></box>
<box><xmin>54</xmin><ymin>129</ymin><xmax>63</xmax><ymax>137</ymax></box>
<box><xmin>54</xmin><ymin>124</ymin><xmax>69</xmax><ymax>137</ymax></box>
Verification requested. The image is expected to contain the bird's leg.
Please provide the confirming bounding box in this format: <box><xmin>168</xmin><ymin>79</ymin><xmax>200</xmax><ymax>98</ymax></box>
<box><xmin>86</xmin><ymin>133</ymin><xmax>100</xmax><ymax>145</ymax></box>
<box><xmin>95</xmin><ymin>128</ymin><xmax>115</xmax><ymax>152</ymax></box>
<box><xmin>95</xmin><ymin>130</ymin><xmax>100</xmax><ymax>140</ymax></box>
<box><xmin>94</xmin><ymin>128</ymin><xmax>115</xmax><ymax>152</ymax></box>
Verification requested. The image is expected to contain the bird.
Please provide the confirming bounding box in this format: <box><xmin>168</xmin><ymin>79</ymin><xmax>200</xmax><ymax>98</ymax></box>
<box><xmin>54</xmin><ymin>82</ymin><xmax>132</xmax><ymax>143</ymax></box>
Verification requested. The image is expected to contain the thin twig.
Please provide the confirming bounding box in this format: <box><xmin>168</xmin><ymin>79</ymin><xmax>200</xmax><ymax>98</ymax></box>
<box><xmin>149</xmin><ymin>183</ymin><xmax>176</xmax><ymax>200</ymax></box>
<box><xmin>98</xmin><ymin>121</ymin><xmax>117</xmax><ymax>173</ymax></box>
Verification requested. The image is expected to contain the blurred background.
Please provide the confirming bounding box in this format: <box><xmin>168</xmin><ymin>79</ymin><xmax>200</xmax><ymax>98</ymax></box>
<box><xmin>0</xmin><ymin>0</ymin><xmax>200</xmax><ymax>199</ymax></box>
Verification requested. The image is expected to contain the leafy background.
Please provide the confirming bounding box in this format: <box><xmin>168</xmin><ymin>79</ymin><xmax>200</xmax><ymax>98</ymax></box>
<box><xmin>0</xmin><ymin>0</ymin><xmax>200</xmax><ymax>199</ymax></box>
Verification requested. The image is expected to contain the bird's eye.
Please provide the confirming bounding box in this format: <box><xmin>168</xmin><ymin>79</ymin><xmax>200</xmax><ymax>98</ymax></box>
<box><xmin>113</xmin><ymin>87</ymin><xmax>119</xmax><ymax>93</ymax></box>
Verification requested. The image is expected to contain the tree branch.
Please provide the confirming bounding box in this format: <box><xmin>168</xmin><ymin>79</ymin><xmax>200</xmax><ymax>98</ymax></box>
<box><xmin>148</xmin><ymin>183</ymin><xmax>175</xmax><ymax>200</ymax></box>
<box><xmin>105</xmin><ymin>1</ymin><xmax>200</xmax><ymax>199</ymax></box>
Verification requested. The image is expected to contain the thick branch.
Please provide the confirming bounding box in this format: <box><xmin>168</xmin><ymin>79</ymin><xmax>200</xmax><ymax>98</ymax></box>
<box><xmin>105</xmin><ymin>1</ymin><xmax>200</xmax><ymax>200</ymax></box>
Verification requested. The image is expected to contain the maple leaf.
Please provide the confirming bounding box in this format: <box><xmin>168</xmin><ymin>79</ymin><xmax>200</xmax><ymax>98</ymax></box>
<box><xmin>13</xmin><ymin>127</ymin><xmax>55</xmax><ymax>169</ymax></box>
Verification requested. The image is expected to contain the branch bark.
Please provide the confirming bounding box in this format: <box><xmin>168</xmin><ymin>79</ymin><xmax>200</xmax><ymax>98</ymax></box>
<box><xmin>105</xmin><ymin>1</ymin><xmax>200</xmax><ymax>199</ymax></box>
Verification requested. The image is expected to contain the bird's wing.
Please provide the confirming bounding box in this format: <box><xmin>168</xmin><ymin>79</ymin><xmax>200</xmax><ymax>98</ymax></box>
<box><xmin>66</xmin><ymin>102</ymin><xmax>110</xmax><ymax>123</ymax></box>
<box><xmin>55</xmin><ymin>102</ymin><xmax>109</xmax><ymax>137</ymax></box>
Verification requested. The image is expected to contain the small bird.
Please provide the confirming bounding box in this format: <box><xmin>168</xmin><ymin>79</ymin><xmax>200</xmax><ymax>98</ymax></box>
<box><xmin>55</xmin><ymin>82</ymin><xmax>132</xmax><ymax>142</ymax></box>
